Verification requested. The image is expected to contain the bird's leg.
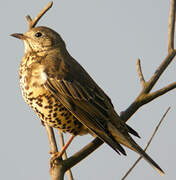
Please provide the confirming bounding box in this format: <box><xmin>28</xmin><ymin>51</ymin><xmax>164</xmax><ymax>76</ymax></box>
<box><xmin>50</xmin><ymin>134</ymin><xmax>75</xmax><ymax>167</ymax></box>
<box><xmin>59</xmin><ymin>134</ymin><xmax>75</xmax><ymax>157</ymax></box>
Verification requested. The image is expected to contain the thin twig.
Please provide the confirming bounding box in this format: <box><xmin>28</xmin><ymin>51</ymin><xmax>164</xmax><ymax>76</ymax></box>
<box><xmin>121</xmin><ymin>50</ymin><xmax>176</xmax><ymax>122</ymax></box>
<box><xmin>121</xmin><ymin>0</ymin><xmax>176</xmax><ymax>122</ymax></box>
<box><xmin>58</xmin><ymin>131</ymin><xmax>74</xmax><ymax>180</ymax></box>
<box><xmin>146</xmin><ymin>50</ymin><xmax>176</xmax><ymax>94</ymax></box>
<box><xmin>122</xmin><ymin>107</ymin><xmax>171</xmax><ymax>180</ymax></box>
<box><xmin>45</xmin><ymin>124</ymin><xmax>58</xmax><ymax>154</ymax></box>
<box><xmin>145</xmin><ymin>81</ymin><xmax>176</xmax><ymax>102</ymax></box>
<box><xmin>168</xmin><ymin>0</ymin><xmax>176</xmax><ymax>52</ymax></box>
<box><xmin>127</xmin><ymin>81</ymin><xmax>176</xmax><ymax>107</ymax></box>
<box><xmin>26</xmin><ymin>1</ymin><xmax>53</xmax><ymax>30</ymax></box>
<box><xmin>136</xmin><ymin>58</ymin><xmax>145</xmax><ymax>88</ymax></box>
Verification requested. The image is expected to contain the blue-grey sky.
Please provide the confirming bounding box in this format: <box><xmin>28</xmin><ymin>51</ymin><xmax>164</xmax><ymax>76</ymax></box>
<box><xmin>1</xmin><ymin>0</ymin><xmax>175</xmax><ymax>179</ymax></box>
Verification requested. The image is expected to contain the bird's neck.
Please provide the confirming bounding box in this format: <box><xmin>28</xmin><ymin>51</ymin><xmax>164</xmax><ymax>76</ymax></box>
<box><xmin>24</xmin><ymin>44</ymin><xmax>71</xmax><ymax>59</ymax></box>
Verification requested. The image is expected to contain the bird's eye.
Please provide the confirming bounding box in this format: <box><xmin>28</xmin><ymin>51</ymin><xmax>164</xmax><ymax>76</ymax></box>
<box><xmin>35</xmin><ymin>32</ymin><xmax>42</xmax><ymax>38</ymax></box>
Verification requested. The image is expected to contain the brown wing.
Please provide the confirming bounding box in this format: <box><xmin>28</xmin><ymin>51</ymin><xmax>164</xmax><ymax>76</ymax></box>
<box><xmin>43</xmin><ymin>55</ymin><xmax>138</xmax><ymax>155</ymax></box>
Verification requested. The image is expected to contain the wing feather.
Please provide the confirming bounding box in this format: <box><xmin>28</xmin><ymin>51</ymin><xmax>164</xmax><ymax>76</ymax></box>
<box><xmin>43</xmin><ymin>55</ymin><xmax>139</xmax><ymax>155</ymax></box>
<box><xmin>45</xmin><ymin>77</ymin><xmax>126</xmax><ymax>155</ymax></box>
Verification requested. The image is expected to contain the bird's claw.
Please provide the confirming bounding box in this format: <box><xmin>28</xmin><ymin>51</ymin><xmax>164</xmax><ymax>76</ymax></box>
<box><xmin>50</xmin><ymin>152</ymin><xmax>61</xmax><ymax>168</ymax></box>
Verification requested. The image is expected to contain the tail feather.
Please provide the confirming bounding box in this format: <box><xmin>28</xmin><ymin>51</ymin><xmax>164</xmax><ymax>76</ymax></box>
<box><xmin>128</xmin><ymin>138</ymin><xmax>165</xmax><ymax>176</ymax></box>
<box><xmin>107</xmin><ymin>122</ymin><xmax>164</xmax><ymax>175</ymax></box>
<box><xmin>126</xmin><ymin>124</ymin><xmax>141</xmax><ymax>138</ymax></box>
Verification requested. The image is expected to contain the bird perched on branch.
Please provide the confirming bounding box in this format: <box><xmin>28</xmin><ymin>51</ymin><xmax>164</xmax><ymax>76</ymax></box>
<box><xmin>11</xmin><ymin>3</ymin><xmax>164</xmax><ymax>176</ymax></box>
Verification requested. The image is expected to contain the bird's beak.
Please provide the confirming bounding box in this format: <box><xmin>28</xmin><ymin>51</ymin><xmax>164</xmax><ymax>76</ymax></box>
<box><xmin>10</xmin><ymin>33</ymin><xmax>26</xmax><ymax>40</ymax></box>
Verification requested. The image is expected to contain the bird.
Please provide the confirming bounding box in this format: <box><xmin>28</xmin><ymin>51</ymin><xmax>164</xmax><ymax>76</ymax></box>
<box><xmin>11</xmin><ymin>26</ymin><xmax>164</xmax><ymax>175</ymax></box>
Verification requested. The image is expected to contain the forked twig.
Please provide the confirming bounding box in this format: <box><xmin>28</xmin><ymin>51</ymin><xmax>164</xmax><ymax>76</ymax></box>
<box><xmin>121</xmin><ymin>49</ymin><xmax>176</xmax><ymax>122</ymax></box>
<box><xmin>122</xmin><ymin>107</ymin><xmax>171</xmax><ymax>180</ymax></box>
<box><xmin>120</xmin><ymin>0</ymin><xmax>176</xmax><ymax>122</ymax></box>
<box><xmin>26</xmin><ymin>1</ymin><xmax>53</xmax><ymax>30</ymax></box>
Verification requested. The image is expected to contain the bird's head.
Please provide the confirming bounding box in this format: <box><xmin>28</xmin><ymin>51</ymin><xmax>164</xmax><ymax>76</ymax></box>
<box><xmin>11</xmin><ymin>26</ymin><xmax>65</xmax><ymax>53</ymax></box>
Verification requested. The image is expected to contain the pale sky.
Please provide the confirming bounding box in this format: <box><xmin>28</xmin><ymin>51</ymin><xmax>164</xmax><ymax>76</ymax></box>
<box><xmin>1</xmin><ymin>0</ymin><xmax>175</xmax><ymax>179</ymax></box>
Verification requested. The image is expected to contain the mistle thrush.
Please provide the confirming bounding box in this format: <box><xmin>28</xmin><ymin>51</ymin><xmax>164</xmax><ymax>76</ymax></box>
<box><xmin>11</xmin><ymin>25</ymin><xmax>164</xmax><ymax>175</ymax></box>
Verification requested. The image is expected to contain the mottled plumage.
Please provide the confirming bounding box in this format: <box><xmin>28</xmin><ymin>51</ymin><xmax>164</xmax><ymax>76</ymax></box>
<box><xmin>12</xmin><ymin>26</ymin><xmax>164</xmax><ymax>175</ymax></box>
<box><xmin>19</xmin><ymin>51</ymin><xmax>88</xmax><ymax>135</ymax></box>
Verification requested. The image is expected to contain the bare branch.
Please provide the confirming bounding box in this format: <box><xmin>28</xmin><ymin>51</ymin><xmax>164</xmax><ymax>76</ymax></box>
<box><xmin>146</xmin><ymin>50</ymin><xmax>176</xmax><ymax>93</ymax></box>
<box><xmin>122</xmin><ymin>107</ymin><xmax>170</xmax><ymax>180</ymax></box>
<box><xmin>50</xmin><ymin>163</ymin><xmax>65</xmax><ymax>180</ymax></box>
<box><xmin>121</xmin><ymin>50</ymin><xmax>176</xmax><ymax>122</ymax></box>
<box><xmin>45</xmin><ymin>124</ymin><xmax>58</xmax><ymax>154</ymax></box>
<box><xmin>45</xmin><ymin>125</ymin><xmax>64</xmax><ymax>180</ymax></box>
<box><xmin>64</xmin><ymin>137</ymin><xmax>103</xmax><ymax>170</ymax></box>
<box><xmin>125</xmin><ymin>81</ymin><xmax>176</xmax><ymax>108</ymax></box>
<box><xmin>146</xmin><ymin>81</ymin><xmax>176</xmax><ymax>102</ymax></box>
<box><xmin>46</xmin><ymin>131</ymin><xmax>103</xmax><ymax>179</ymax></box>
<box><xmin>120</xmin><ymin>0</ymin><xmax>176</xmax><ymax>122</ymax></box>
<box><xmin>58</xmin><ymin>131</ymin><xmax>74</xmax><ymax>180</ymax></box>
<box><xmin>136</xmin><ymin>58</ymin><xmax>145</xmax><ymax>88</ymax></box>
<box><xmin>168</xmin><ymin>0</ymin><xmax>176</xmax><ymax>52</ymax></box>
<box><xmin>26</xmin><ymin>1</ymin><xmax>53</xmax><ymax>30</ymax></box>
<box><xmin>26</xmin><ymin>15</ymin><xmax>32</xmax><ymax>26</ymax></box>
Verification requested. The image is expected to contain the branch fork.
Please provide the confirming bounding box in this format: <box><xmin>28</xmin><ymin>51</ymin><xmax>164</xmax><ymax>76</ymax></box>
<box><xmin>26</xmin><ymin>1</ymin><xmax>53</xmax><ymax>30</ymax></box>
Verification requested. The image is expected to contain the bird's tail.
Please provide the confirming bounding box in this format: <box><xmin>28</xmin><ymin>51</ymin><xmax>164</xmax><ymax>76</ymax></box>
<box><xmin>129</xmin><ymin>138</ymin><xmax>165</xmax><ymax>176</ymax></box>
<box><xmin>107</xmin><ymin>122</ymin><xmax>164</xmax><ymax>175</ymax></box>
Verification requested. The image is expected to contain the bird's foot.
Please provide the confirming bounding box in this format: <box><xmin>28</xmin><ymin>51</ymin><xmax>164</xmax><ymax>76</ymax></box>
<box><xmin>49</xmin><ymin>135</ymin><xmax>75</xmax><ymax>168</ymax></box>
<box><xmin>50</xmin><ymin>152</ymin><xmax>62</xmax><ymax>168</ymax></box>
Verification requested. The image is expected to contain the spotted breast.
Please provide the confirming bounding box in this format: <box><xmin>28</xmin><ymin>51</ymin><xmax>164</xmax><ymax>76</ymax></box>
<box><xmin>19</xmin><ymin>52</ymin><xmax>89</xmax><ymax>135</ymax></box>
